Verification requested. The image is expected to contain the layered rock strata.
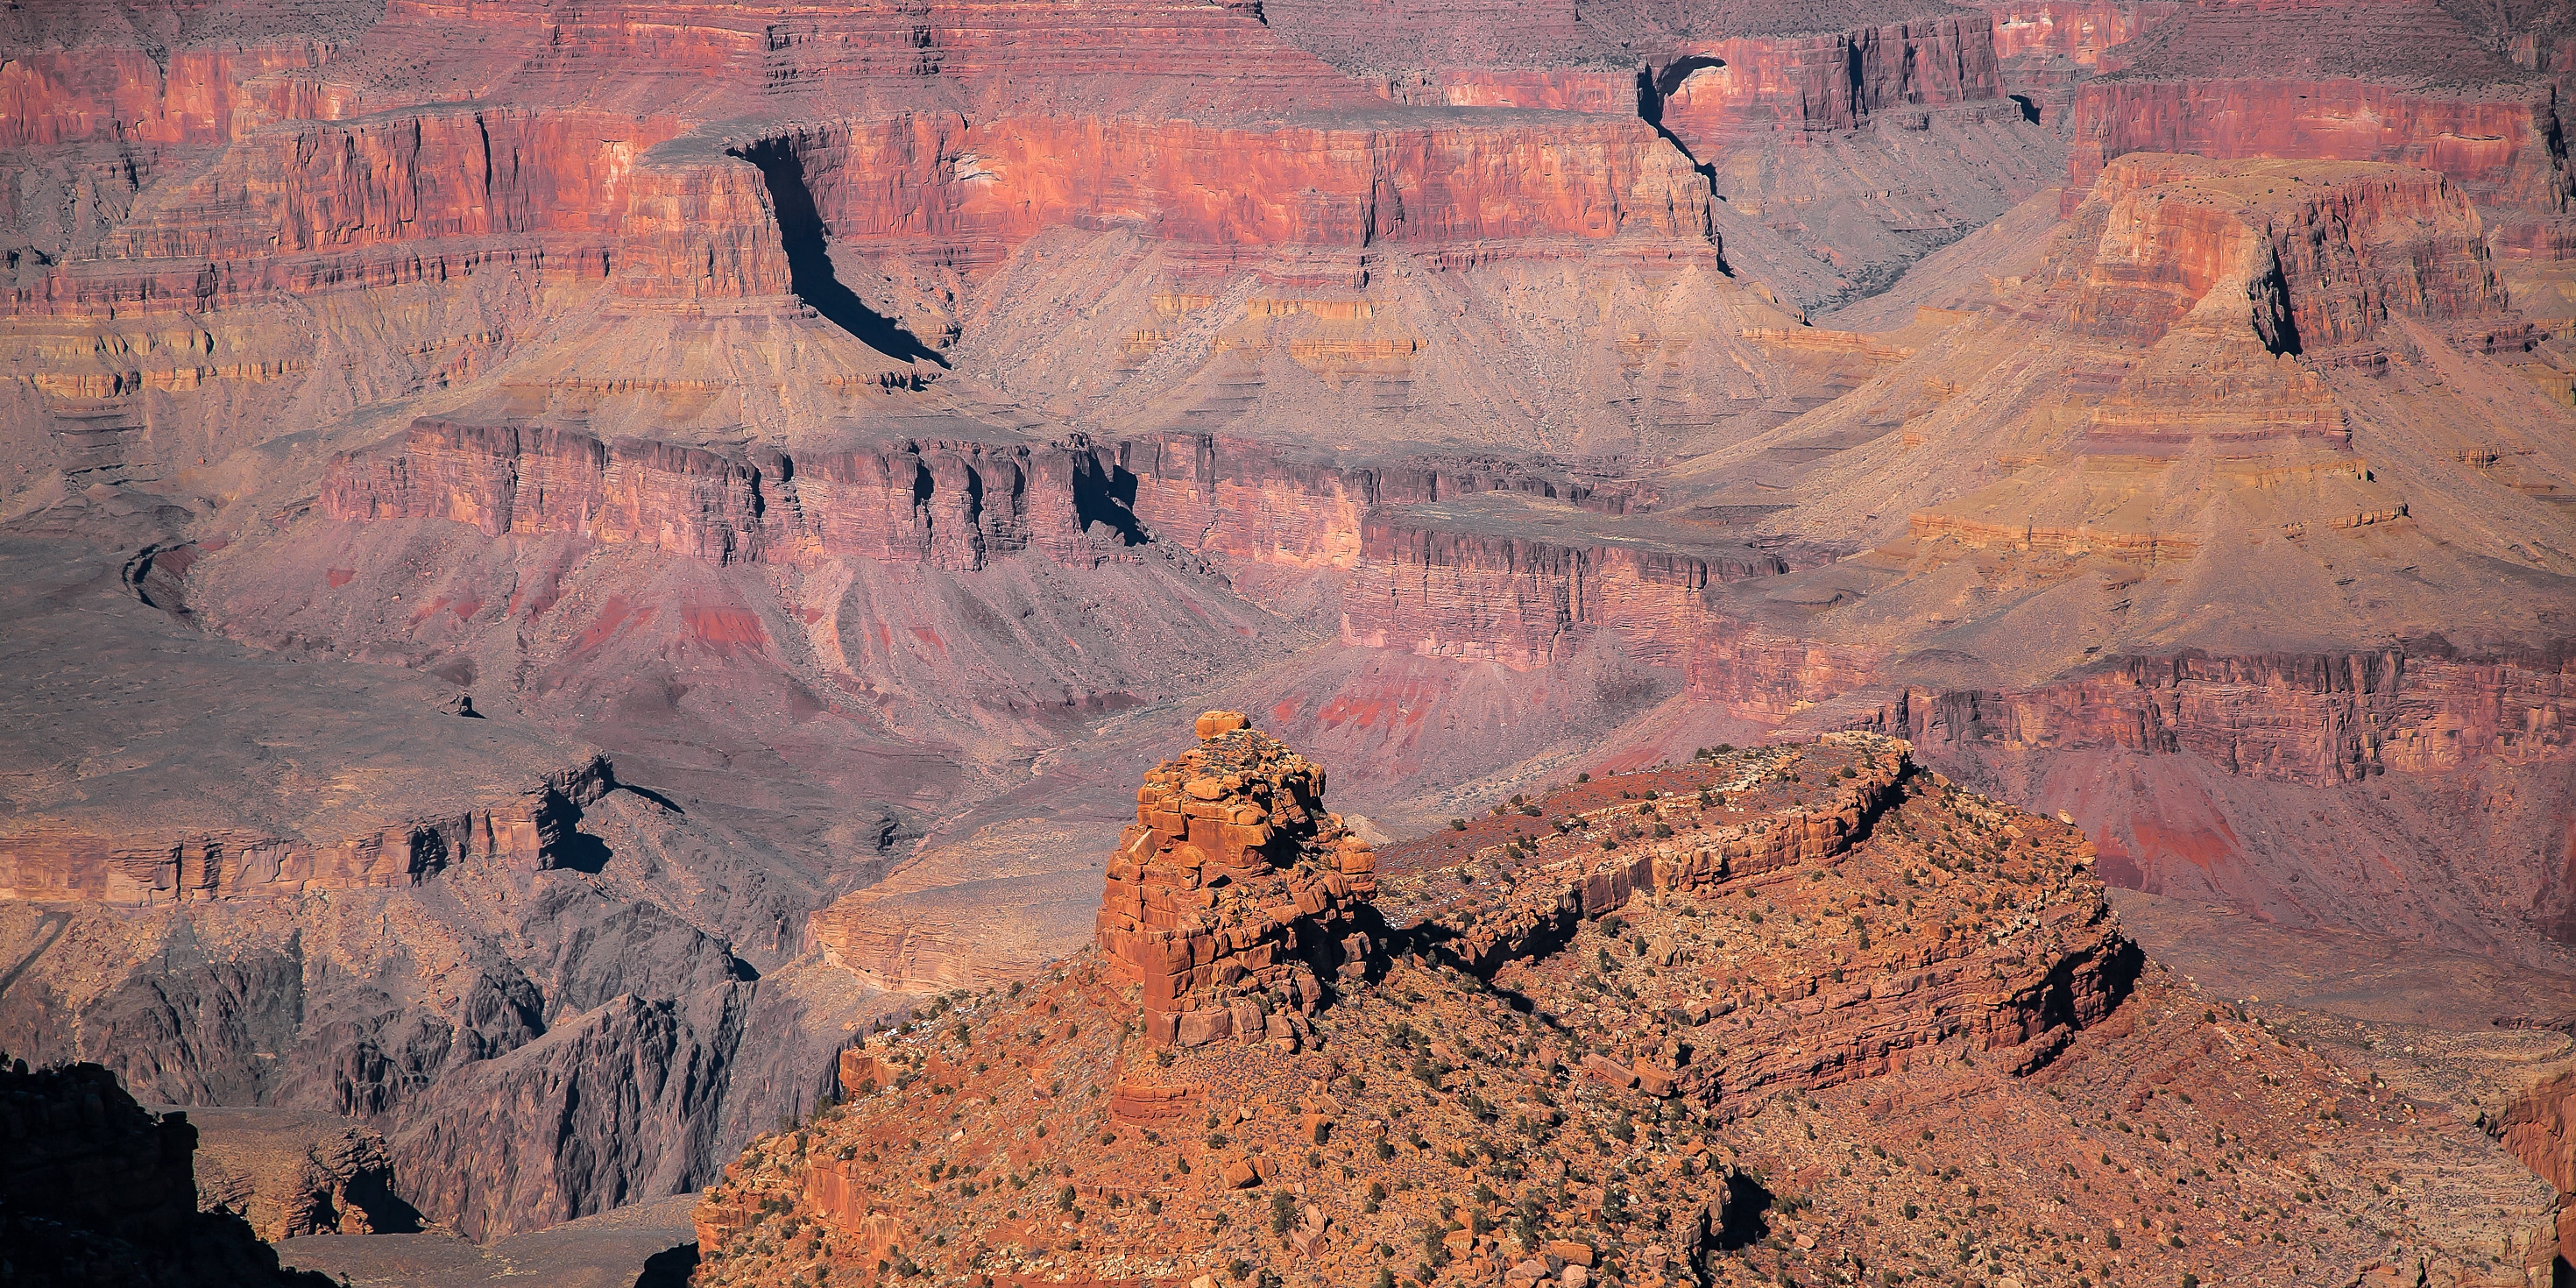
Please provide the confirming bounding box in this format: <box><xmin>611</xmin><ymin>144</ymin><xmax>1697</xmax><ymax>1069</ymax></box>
<box><xmin>2065</xmin><ymin>79</ymin><xmax>2575</xmax><ymax>253</ymax></box>
<box><xmin>2054</xmin><ymin>153</ymin><xmax>2507</xmax><ymax>354</ymax></box>
<box><xmin>184</xmin><ymin>1106</ymin><xmax>414</xmax><ymax>1242</ymax></box>
<box><xmin>1651</xmin><ymin>14</ymin><xmax>2011</xmax><ymax>153</ymax></box>
<box><xmin>1860</xmin><ymin>649</ymin><xmax>2575</xmax><ymax>786</ymax></box>
<box><xmin>1389</xmin><ymin>736</ymin><xmax>2133</xmax><ymax>1111</ymax></box>
<box><xmin>1412</xmin><ymin>735</ymin><xmax>1914</xmax><ymax>972</ymax></box>
<box><xmin>1341</xmin><ymin>501</ymin><xmax>1791</xmax><ymax>669</ymax></box>
<box><xmin>0</xmin><ymin>755</ymin><xmax>612</xmax><ymax>904</ymax></box>
<box><xmin>1095</xmin><ymin>711</ymin><xmax>1379</xmax><ymax>1048</ymax></box>
<box><xmin>1113</xmin><ymin>434</ymin><xmax>1623</xmax><ymax>572</ymax></box>
<box><xmin>769</xmin><ymin>111</ymin><xmax>1717</xmax><ymax>280</ymax></box>
<box><xmin>322</xmin><ymin>421</ymin><xmax>1122</xmax><ymax>571</ymax></box>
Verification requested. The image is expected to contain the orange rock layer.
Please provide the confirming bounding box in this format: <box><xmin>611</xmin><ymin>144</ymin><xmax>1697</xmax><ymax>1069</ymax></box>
<box><xmin>1652</xmin><ymin>14</ymin><xmax>2011</xmax><ymax>158</ymax></box>
<box><xmin>2056</xmin><ymin>153</ymin><xmax>2507</xmax><ymax>351</ymax></box>
<box><xmin>1095</xmin><ymin>711</ymin><xmax>1378</xmax><ymax>1048</ymax></box>
<box><xmin>785</xmin><ymin>110</ymin><xmax>1717</xmax><ymax>279</ymax></box>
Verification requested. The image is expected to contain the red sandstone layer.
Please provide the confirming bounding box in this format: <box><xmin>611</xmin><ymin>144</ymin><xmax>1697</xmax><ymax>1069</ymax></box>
<box><xmin>1654</xmin><ymin>14</ymin><xmax>2010</xmax><ymax>158</ymax></box>
<box><xmin>784</xmin><ymin>110</ymin><xmax>1716</xmax><ymax>280</ymax></box>
<box><xmin>2065</xmin><ymin>78</ymin><xmax>2574</xmax><ymax>253</ymax></box>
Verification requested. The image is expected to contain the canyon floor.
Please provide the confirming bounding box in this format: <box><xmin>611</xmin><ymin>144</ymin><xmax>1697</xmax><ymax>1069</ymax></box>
<box><xmin>2</xmin><ymin>0</ymin><xmax>2574</xmax><ymax>1282</ymax></box>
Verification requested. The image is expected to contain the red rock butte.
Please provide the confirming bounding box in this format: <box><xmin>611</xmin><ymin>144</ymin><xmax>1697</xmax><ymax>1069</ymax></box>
<box><xmin>1096</xmin><ymin>711</ymin><xmax>1379</xmax><ymax>1048</ymax></box>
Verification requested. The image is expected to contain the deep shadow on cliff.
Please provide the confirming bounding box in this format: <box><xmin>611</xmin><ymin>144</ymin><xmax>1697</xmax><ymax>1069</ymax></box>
<box><xmin>0</xmin><ymin>1056</ymin><xmax>336</xmax><ymax>1288</ymax></box>
<box><xmin>732</xmin><ymin>140</ymin><xmax>947</xmax><ymax>368</ymax></box>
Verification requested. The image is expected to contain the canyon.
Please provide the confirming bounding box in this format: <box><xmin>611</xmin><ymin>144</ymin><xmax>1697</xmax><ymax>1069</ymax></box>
<box><xmin>1</xmin><ymin>0</ymin><xmax>2572</xmax><ymax>1283</ymax></box>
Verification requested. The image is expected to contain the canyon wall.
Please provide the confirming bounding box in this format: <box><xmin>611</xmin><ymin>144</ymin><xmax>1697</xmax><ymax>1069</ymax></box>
<box><xmin>321</xmin><ymin>420</ymin><xmax>1118</xmax><ymax>571</ymax></box>
<box><xmin>1653</xmin><ymin>14</ymin><xmax>2011</xmax><ymax>156</ymax></box>
<box><xmin>1679</xmin><ymin>638</ymin><xmax>2575</xmax><ymax>790</ymax></box>
<box><xmin>2054</xmin><ymin>153</ymin><xmax>2505</xmax><ymax>354</ymax></box>
<box><xmin>1112</xmin><ymin>433</ymin><xmax>1615</xmax><ymax>570</ymax></box>
<box><xmin>6</xmin><ymin>108</ymin><xmax>687</xmax><ymax>320</ymax></box>
<box><xmin>0</xmin><ymin>756</ymin><xmax>613</xmax><ymax>904</ymax></box>
<box><xmin>1861</xmin><ymin>650</ymin><xmax>2574</xmax><ymax>788</ymax></box>
<box><xmin>1381</xmin><ymin>68</ymin><xmax>1640</xmax><ymax>112</ymax></box>
<box><xmin>324</xmin><ymin>421</ymin><xmax>1637</xmax><ymax>576</ymax></box>
<box><xmin>0</xmin><ymin>1061</ymin><xmax>321</xmax><ymax>1286</ymax></box>
<box><xmin>780</xmin><ymin>110</ymin><xmax>1716</xmax><ymax>279</ymax></box>
<box><xmin>1340</xmin><ymin>512</ymin><xmax>1787</xmax><ymax>669</ymax></box>
<box><xmin>2064</xmin><ymin>79</ymin><xmax>2574</xmax><ymax>252</ymax></box>
<box><xmin>0</xmin><ymin>39</ymin><xmax>350</xmax><ymax>150</ymax></box>
<box><xmin>1965</xmin><ymin>0</ymin><xmax>2183</xmax><ymax>120</ymax></box>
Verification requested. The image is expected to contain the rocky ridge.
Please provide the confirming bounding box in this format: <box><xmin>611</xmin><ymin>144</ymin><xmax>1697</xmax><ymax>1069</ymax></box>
<box><xmin>688</xmin><ymin>717</ymin><xmax>2558</xmax><ymax>1288</ymax></box>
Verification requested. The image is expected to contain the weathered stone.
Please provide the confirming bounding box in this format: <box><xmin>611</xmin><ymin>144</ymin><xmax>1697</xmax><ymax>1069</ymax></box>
<box><xmin>1097</xmin><ymin>716</ymin><xmax>1376</xmax><ymax>1043</ymax></box>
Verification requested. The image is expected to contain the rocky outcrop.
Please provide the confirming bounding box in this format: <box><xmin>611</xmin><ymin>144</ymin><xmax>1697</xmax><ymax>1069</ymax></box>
<box><xmin>387</xmin><ymin>989</ymin><xmax>743</xmax><ymax>1242</ymax></box>
<box><xmin>2055</xmin><ymin>153</ymin><xmax>2506</xmax><ymax>351</ymax></box>
<box><xmin>0</xmin><ymin>1058</ymin><xmax>327</xmax><ymax>1287</ymax></box>
<box><xmin>703</xmin><ymin>742</ymin><xmax>2576</xmax><ymax>1288</ymax></box>
<box><xmin>0</xmin><ymin>755</ymin><xmax>613</xmax><ymax>904</ymax></box>
<box><xmin>1421</xmin><ymin>735</ymin><xmax>1916</xmax><ymax>973</ymax></box>
<box><xmin>1096</xmin><ymin>711</ymin><xmax>1378</xmax><ymax>1047</ymax></box>
<box><xmin>1426</xmin><ymin>739</ymin><xmax>2133</xmax><ymax>1112</ymax></box>
<box><xmin>614</xmin><ymin>150</ymin><xmax>796</xmax><ymax>302</ymax></box>
<box><xmin>2501</xmin><ymin>1067</ymin><xmax>2576</xmax><ymax>1196</ymax></box>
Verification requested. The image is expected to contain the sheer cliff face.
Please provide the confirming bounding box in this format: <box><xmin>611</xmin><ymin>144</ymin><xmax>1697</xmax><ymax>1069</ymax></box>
<box><xmin>2067</xmin><ymin>80</ymin><xmax>2575</xmax><ymax>251</ymax></box>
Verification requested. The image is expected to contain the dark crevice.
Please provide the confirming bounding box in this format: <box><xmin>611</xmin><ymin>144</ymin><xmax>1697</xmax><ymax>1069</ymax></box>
<box><xmin>1072</xmin><ymin>458</ymin><xmax>1147</xmax><ymax>545</ymax></box>
<box><xmin>2008</xmin><ymin>93</ymin><xmax>2042</xmax><ymax>124</ymax></box>
<box><xmin>1649</xmin><ymin>55</ymin><xmax>1728</xmax><ymax>102</ymax></box>
<box><xmin>1635</xmin><ymin>60</ymin><xmax>1730</xmax><ymax>272</ymax></box>
<box><xmin>617</xmin><ymin>782</ymin><xmax>685</xmax><ymax>814</ymax></box>
<box><xmin>634</xmin><ymin>1242</ymin><xmax>701</xmax><ymax>1288</ymax></box>
<box><xmin>731</xmin><ymin>139</ymin><xmax>948</xmax><ymax>368</ymax></box>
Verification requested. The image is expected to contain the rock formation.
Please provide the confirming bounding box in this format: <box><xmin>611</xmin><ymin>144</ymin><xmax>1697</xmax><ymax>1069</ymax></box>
<box><xmin>182</xmin><ymin>1106</ymin><xmax>418</xmax><ymax>1241</ymax></box>
<box><xmin>687</xmin><ymin>725</ymin><xmax>2558</xmax><ymax>1288</ymax></box>
<box><xmin>1097</xmin><ymin>711</ymin><xmax>1378</xmax><ymax>1048</ymax></box>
